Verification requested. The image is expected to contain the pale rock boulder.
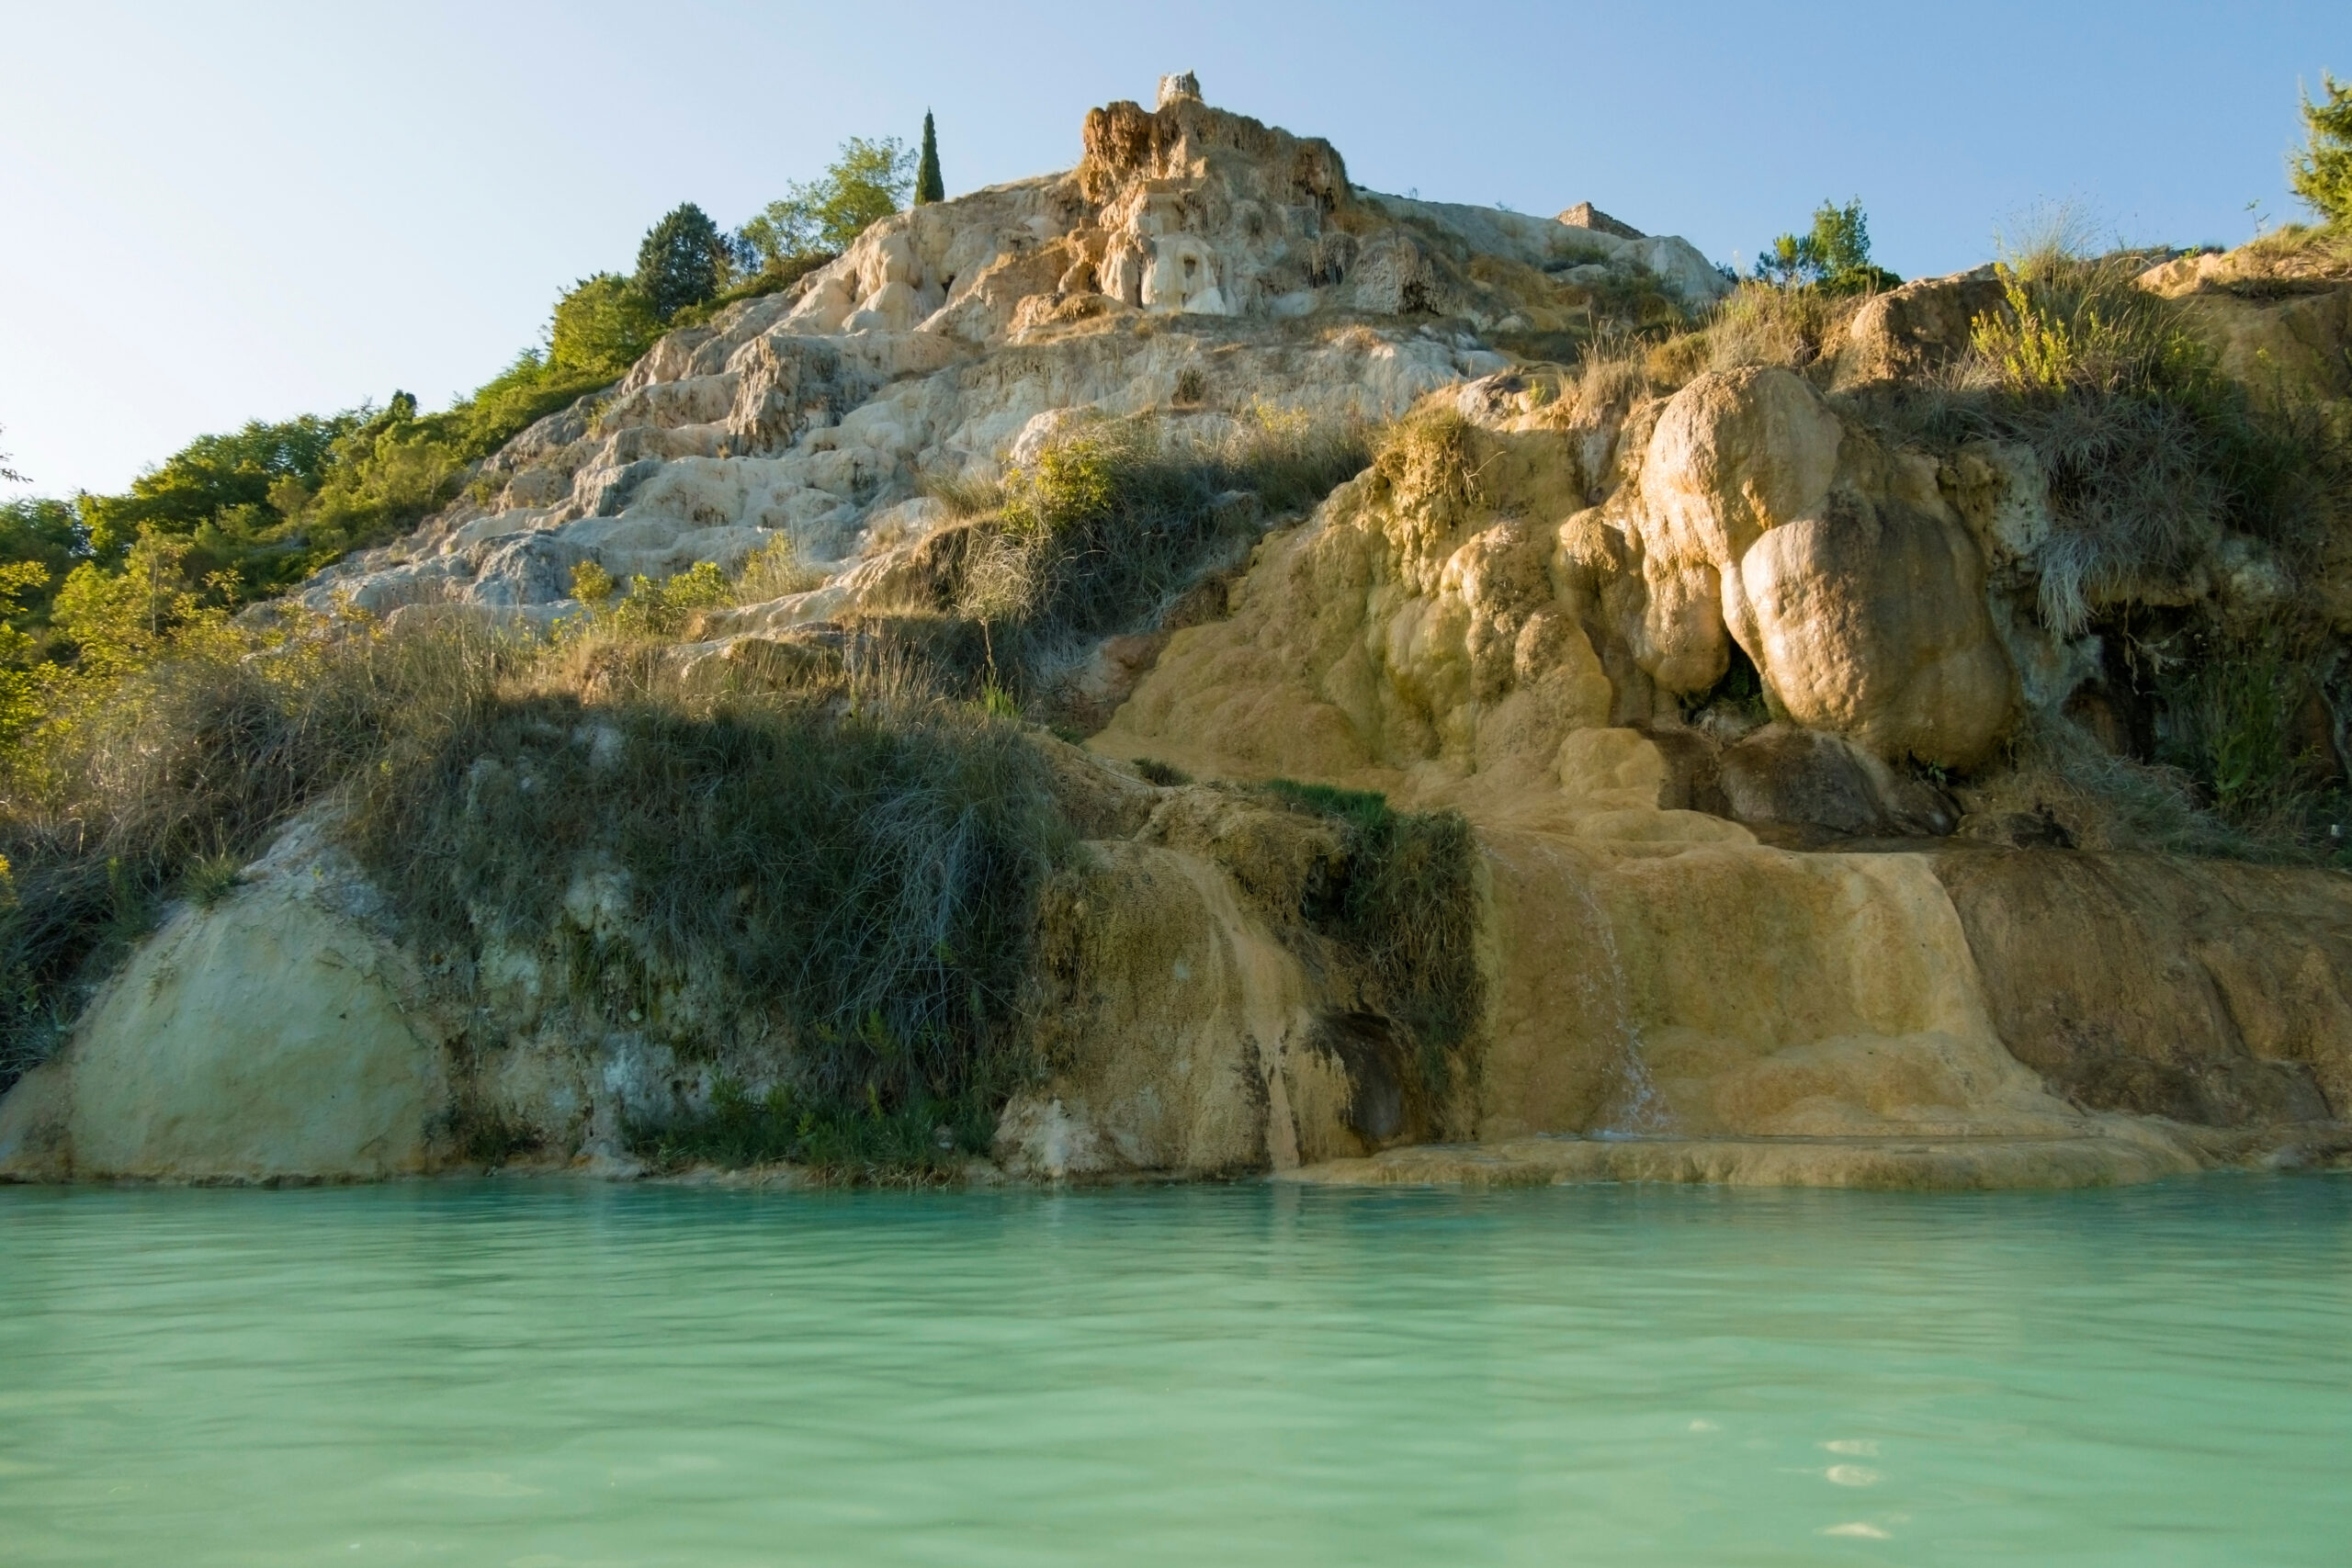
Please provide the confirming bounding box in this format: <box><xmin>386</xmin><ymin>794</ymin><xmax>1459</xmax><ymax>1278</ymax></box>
<box><xmin>1828</xmin><ymin>267</ymin><xmax>2008</xmax><ymax>390</ymax></box>
<box><xmin>0</xmin><ymin>828</ymin><xmax>443</xmax><ymax>1182</ymax></box>
<box><xmin>1628</xmin><ymin>368</ymin><xmax>2017</xmax><ymax>767</ymax></box>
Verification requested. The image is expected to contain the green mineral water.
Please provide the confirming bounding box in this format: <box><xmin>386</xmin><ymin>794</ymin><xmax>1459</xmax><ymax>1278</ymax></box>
<box><xmin>3</xmin><ymin>1178</ymin><xmax>2347</xmax><ymax>1565</ymax></box>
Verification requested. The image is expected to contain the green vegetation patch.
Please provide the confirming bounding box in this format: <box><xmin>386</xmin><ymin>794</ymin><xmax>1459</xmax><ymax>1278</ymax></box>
<box><xmin>1260</xmin><ymin>779</ymin><xmax>1485</xmax><ymax>1098</ymax></box>
<box><xmin>352</xmin><ymin>672</ymin><xmax>1070</xmax><ymax>1159</ymax></box>
<box><xmin>954</xmin><ymin>411</ymin><xmax>1370</xmax><ymax>696</ymax></box>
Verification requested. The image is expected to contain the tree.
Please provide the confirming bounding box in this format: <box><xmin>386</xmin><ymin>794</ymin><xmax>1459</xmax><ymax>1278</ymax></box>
<box><xmin>1753</xmin><ymin>198</ymin><xmax>1903</xmax><ymax>293</ymax></box>
<box><xmin>549</xmin><ymin>273</ymin><xmax>662</xmax><ymax>378</ymax></box>
<box><xmin>634</xmin><ymin>202</ymin><xmax>729</xmax><ymax>321</ymax></box>
<box><xmin>2290</xmin><ymin>73</ymin><xmax>2352</xmax><ymax>226</ymax></box>
<box><xmin>80</xmin><ymin>411</ymin><xmax>357</xmax><ymax>561</ymax></box>
<box><xmin>0</xmin><ymin>423</ymin><xmax>22</xmax><ymax>486</ymax></box>
<box><xmin>915</xmin><ymin>111</ymin><xmax>944</xmax><ymax>206</ymax></box>
<box><xmin>736</xmin><ymin>137</ymin><xmax>913</xmax><ymax>273</ymax></box>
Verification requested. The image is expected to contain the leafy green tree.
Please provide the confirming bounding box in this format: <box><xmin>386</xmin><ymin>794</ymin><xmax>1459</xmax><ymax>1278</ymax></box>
<box><xmin>79</xmin><ymin>412</ymin><xmax>358</xmax><ymax>562</ymax></box>
<box><xmin>51</xmin><ymin>527</ymin><xmax>230</xmax><ymax>680</ymax></box>
<box><xmin>0</xmin><ymin>423</ymin><xmax>23</xmax><ymax>486</ymax></box>
<box><xmin>737</xmin><ymin>137</ymin><xmax>912</xmax><ymax>272</ymax></box>
<box><xmin>634</xmin><ymin>202</ymin><xmax>730</xmax><ymax>321</ymax></box>
<box><xmin>549</xmin><ymin>273</ymin><xmax>662</xmax><ymax>378</ymax></box>
<box><xmin>2290</xmin><ymin>73</ymin><xmax>2352</xmax><ymax>226</ymax></box>
<box><xmin>915</xmin><ymin>112</ymin><xmax>944</xmax><ymax>206</ymax></box>
<box><xmin>1754</xmin><ymin>198</ymin><xmax>1902</xmax><ymax>293</ymax></box>
<box><xmin>0</xmin><ymin>558</ymin><xmax>61</xmax><ymax>745</ymax></box>
<box><xmin>1</xmin><ymin>498</ymin><xmax>90</xmax><ymax>646</ymax></box>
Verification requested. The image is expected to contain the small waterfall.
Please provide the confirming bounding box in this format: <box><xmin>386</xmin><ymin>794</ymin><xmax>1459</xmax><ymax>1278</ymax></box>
<box><xmin>1577</xmin><ymin>882</ymin><xmax>1668</xmax><ymax>1138</ymax></box>
<box><xmin>1521</xmin><ymin>840</ymin><xmax>1668</xmax><ymax>1138</ymax></box>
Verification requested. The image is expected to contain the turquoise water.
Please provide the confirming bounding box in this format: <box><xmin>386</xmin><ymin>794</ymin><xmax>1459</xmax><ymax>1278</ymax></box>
<box><xmin>2</xmin><ymin>1179</ymin><xmax>2348</xmax><ymax>1566</ymax></box>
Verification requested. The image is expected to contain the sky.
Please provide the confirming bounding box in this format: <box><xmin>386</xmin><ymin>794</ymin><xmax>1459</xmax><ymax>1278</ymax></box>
<box><xmin>2</xmin><ymin>0</ymin><xmax>2346</xmax><ymax>498</ymax></box>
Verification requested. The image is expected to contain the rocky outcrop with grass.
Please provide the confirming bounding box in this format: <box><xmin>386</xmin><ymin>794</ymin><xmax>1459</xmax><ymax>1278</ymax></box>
<box><xmin>5</xmin><ymin>77</ymin><xmax>2351</xmax><ymax>1188</ymax></box>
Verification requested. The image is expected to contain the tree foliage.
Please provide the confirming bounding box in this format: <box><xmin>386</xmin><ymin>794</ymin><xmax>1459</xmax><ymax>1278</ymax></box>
<box><xmin>549</xmin><ymin>272</ymin><xmax>662</xmax><ymax>378</ymax></box>
<box><xmin>737</xmin><ymin>137</ymin><xmax>911</xmax><ymax>272</ymax></box>
<box><xmin>2290</xmin><ymin>72</ymin><xmax>2352</xmax><ymax>226</ymax></box>
<box><xmin>1754</xmin><ymin>198</ymin><xmax>1902</xmax><ymax>294</ymax></box>
<box><xmin>915</xmin><ymin>111</ymin><xmax>944</xmax><ymax>206</ymax></box>
<box><xmin>634</xmin><ymin>202</ymin><xmax>730</xmax><ymax>321</ymax></box>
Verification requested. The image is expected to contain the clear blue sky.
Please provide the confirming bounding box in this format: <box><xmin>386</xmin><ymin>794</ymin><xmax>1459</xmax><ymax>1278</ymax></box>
<box><xmin>2</xmin><ymin>0</ymin><xmax>2344</xmax><ymax>496</ymax></box>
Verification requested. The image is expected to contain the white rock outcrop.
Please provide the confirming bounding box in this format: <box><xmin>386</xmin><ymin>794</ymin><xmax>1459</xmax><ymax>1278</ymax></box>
<box><xmin>0</xmin><ymin>824</ymin><xmax>443</xmax><ymax>1183</ymax></box>
<box><xmin>300</xmin><ymin>76</ymin><xmax>1728</xmax><ymax>633</ymax></box>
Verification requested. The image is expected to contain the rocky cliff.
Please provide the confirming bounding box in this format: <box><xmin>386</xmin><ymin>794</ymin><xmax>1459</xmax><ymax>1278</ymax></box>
<box><xmin>5</xmin><ymin>75</ymin><xmax>2348</xmax><ymax>1188</ymax></box>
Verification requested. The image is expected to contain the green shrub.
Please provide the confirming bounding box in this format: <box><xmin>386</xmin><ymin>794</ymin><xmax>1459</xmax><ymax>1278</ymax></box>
<box><xmin>549</xmin><ymin>274</ymin><xmax>662</xmax><ymax>378</ymax></box>
<box><xmin>628</xmin><ymin>1074</ymin><xmax>985</xmax><ymax>1180</ymax></box>
<box><xmin>956</xmin><ymin>410</ymin><xmax>1371</xmax><ymax>695</ymax></box>
<box><xmin>1753</xmin><ymin>198</ymin><xmax>1902</xmax><ymax>294</ymax></box>
<box><xmin>352</xmin><ymin>672</ymin><xmax>1070</xmax><ymax>1143</ymax></box>
<box><xmin>1261</xmin><ymin>780</ymin><xmax>1484</xmax><ymax>1097</ymax></box>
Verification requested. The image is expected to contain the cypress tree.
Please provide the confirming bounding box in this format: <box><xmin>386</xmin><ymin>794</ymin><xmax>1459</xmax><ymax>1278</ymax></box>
<box><xmin>915</xmin><ymin>111</ymin><xmax>944</xmax><ymax>206</ymax></box>
<box><xmin>634</xmin><ymin>202</ymin><xmax>729</xmax><ymax>321</ymax></box>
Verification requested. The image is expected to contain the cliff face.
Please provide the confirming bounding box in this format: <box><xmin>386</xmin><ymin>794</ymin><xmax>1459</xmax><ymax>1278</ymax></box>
<box><xmin>5</xmin><ymin>78</ymin><xmax>2350</xmax><ymax>1188</ymax></box>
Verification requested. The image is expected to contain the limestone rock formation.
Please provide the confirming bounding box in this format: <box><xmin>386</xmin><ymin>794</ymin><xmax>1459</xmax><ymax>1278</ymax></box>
<box><xmin>7</xmin><ymin>80</ymin><xmax>2350</xmax><ymax>1193</ymax></box>
<box><xmin>0</xmin><ymin>822</ymin><xmax>443</xmax><ymax>1182</ymax></box>
<box><xmin>300</xmin><ymin>76</ymin><xmax>1727</xmax><ymax>632</ymax></box>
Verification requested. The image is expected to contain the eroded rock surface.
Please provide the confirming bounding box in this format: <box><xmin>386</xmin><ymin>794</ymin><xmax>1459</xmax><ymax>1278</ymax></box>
<box><xmin>7</xmin><ymin>81</ymin><xmax>2349</xmax><ymax>1192</ymax></box>
<box><xmin>0</xmin><ymin>825</ymin><xmax>443</xmax><ymax>1183</ymax></box>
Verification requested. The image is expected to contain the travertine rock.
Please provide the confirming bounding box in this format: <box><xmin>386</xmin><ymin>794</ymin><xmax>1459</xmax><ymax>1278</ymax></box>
<box><xmin>1828</xmin><ymin>267</ymin><xmax>2008</xmax><ymax>389</ymax></box>
<box><xmin>299</xmin><ymin>78</ymin><xmax>1728</xmax><ymax>632</ymax></box>
<box><xmin>0</xmin><ymin>827</ymin><xmax>443</xmax><ymax>1183</ymax></box>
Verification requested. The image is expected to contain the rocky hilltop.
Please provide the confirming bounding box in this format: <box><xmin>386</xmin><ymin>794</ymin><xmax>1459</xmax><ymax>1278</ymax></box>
<box><xmin>4</xmin><ymin>75</ymin><xmax>2349</xmax><ymax>1188</ymax></box>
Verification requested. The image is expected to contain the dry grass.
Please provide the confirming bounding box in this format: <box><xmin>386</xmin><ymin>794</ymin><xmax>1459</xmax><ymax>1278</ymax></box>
<box><xmin>1701</xmin><ymin>281</ymin><xmax>1871</xmax><ymax>375</ymax></box>
<box><xmin>0</xmin><ymin>615</ymin><xmax>528</xmax><ymax>1090</ymax></box>
<box><xmin>951</xmin><ymin>409</ymin><xmax>1371</xmax><ymax>698</ymax></box>
<box><xmin>1959</xmin><ymin>705</ymin><xmax>2344</xmax><ymax>864</ymax></box>
<box><xmin>352</xmin><ymin>637</ymin><xmax>1071</xmax><ymax>1152</ymax></box>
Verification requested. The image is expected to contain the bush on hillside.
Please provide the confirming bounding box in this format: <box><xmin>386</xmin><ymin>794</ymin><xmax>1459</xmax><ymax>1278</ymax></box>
<box><xmin>951</xmin><ymin>407</ymin><xmax>1371</xmax><ymax>695</ymax></box>
<box><xmin>738</xmin><ymin>137</ymin><xmax>912</xmax><ymax>272</ymax></box>
<box><xmin>1259</xmin><ymin>779</ymin><xmax>1484</xmax><ymax>1101</ymax></box>
<box><xmin>1753</xmin><ymin>198</ymin><xmax>1902</xmax><ymax>294</ymax></box>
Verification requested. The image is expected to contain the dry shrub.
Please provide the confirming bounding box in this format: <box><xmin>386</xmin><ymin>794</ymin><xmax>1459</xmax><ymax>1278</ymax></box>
<box><xmin>1868</xmin><ymin>246</ymin><xmax>2352</xmax><ymax>637</ymax></box>
<box><xmin>1959</xmin><ymin>711</ymin><xmax>2286</xmax><ymax>859</ymax></box>
<box><xmin>1702</xmin><ymin>281</ymin><xmax>1870</xmax><ymax>375</ymax></box>
<box><xmin>917</xmin><ymin>466</ymin><xmax>1007</xmax><ymax>520</ymax></box>
<box><xmin>2200</xmin><ymin>225</ymin><xmax>2352</xmax><ymax>294</ymax></box>
<box><xmin>729</xmin><ymin>535</ymin><xmax>826</xmax><ymax>603</ymax></box>
<box><xmin>954</xmin><ymin>408</ymin><xmax>1371</xmax><ymax>694</ymax></box>
<box><xmin>1373</xmin><ymin>405</ymin><xmax>1487</xmax><ymax>516</ymax></box>
<box><xmin>0</xmin><ymin>615</ymin><xmax>526</xmax><ymax>1089</ymax></box>
<box><xmin>352</xmin><ymin>651</ymin><xmax>1071</xmax><ymax>1156</ymax></box>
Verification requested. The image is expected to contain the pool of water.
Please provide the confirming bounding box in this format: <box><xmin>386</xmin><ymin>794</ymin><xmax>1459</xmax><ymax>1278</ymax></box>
<box><xmin>2</xmin><ymin>1177</ymin><xmax>2347</xmax><ymax>1566</ymax></box>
